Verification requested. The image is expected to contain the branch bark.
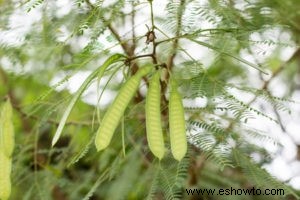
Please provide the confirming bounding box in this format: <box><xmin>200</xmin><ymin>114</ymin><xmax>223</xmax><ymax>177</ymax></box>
<box><xmin>161</xmin><ymin>0</ymin><xmax>186</xmax><ymax>117</ymax></box>
<box><xmin>85</xmin><ymin>0</ymin><xmax>145</xmax><ymax>102</ymax></box>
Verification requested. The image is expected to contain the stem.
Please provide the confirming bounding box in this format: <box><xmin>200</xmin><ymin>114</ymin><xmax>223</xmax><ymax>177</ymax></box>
<box><xmin>127</xmin><ymin>54</ymin><xmax>154</xmax><ymax>62</ymax></box>
<box><xmin>148</xmin><ymin>0</ymin><xmax>158</xmax><ymax>64</ymax></box>
<box><xmin>149</xmin><ymin>0</ymin><xmax>154</xmax><ymax>29</ymax></box>
<box><xmin>131</xmin><ymin>1</ymin><xmax>136</xmax><ymax>53</ymax></box>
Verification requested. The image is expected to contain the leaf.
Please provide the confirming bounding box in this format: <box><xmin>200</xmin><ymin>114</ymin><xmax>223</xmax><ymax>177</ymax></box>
<box><xmin>187</xmin><ymin>38</ymin><xmax>268</xmax><ymax>75</ymax></box>
<box><xmin>67</xmin><ymin>134</ymin><xmax>95</xmax><ymax>168</ymax></box>
<box><xmin>82</xmin><ymin>168</ymin><xmax>110</xmax><ymax>200</ymax></box>
<box><xmin>233</xmin><ymin>149</ymin><xmax>299</xmax><ymax>198</ymax></box>
<box><xmin>52</xmin><ymin>54</ymin><xmax>125</xmax><ymax>146</ymax></box>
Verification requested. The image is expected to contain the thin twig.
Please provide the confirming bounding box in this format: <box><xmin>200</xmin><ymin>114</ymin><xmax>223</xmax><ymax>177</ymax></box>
<box><xmin>126</xmin><ymin>54</ymin><xmax>153</xmax><ymax>62</ymax></box>
<box><xmin>272</xmin><ymin>105</ymin><xmax>286</xmax><ymax>132</ymax></box>
<box><xmin>130</xmin><ymin>1</ymin><xmax>136</xmax><ymax>53</ymax></box>
<box><xmin>12</xmin><ymin>104</ymin><xmax>97</xmax><ymax>126</ymax></box>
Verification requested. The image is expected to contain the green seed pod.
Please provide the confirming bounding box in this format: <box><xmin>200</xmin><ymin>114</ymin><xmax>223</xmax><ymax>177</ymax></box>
<box><xmin>169</xmin><ymin>78</ymin><xmax>187</xmax><ymax>161</ymax></box>
<box><xmin>0</xmin><ymin>99</ymin><xmax>14</xmax><ymax>158</ymax></box>
<box><xmin>95</xmin><ymin>66</ymin><xmax>152</xmax><ymax>151</ymax></box>
<box><xmin>146</xmin><ymin>70</ymin><xmax>164</xmax><ymax>159</ymax></box>
<box><xmin>0</xmin><ymin>151</ymin><xmax>12</xmax><ymax>200</ymax></box>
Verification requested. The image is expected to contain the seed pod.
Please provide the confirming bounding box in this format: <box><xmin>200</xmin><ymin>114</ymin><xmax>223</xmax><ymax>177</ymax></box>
<box><xmin>146</xmin><ymin>70</ymin><xmax>164</xmax><ymax>159</ymax></box>
<box><xmin>0</xmin><ymin>99</ymin><xmax>14</xmax><ymax>158</ymax></box>
<box><xmin>95</xmin><ymin>66</ymin><xmax>152</xmax><ymax>151</ymax></box>
<box><xmin>52</xmin><ymin>54</ymin><xmax>124</xmax><ymax>147</ymax></box>
<box><xmin>169</xmin><ymin>78</ymin><xmax>187</xmax><ymax>161</ymax></box>
<box><xmin>0</xmin><ymin>151</ymin><xmax>12</xmax><ymax>200</ymax></box>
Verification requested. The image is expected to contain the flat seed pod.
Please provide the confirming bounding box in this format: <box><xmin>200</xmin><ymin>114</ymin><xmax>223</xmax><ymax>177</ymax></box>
<box><xmin>169</xmin><ymin>78</ymin><xmax>187</xmax><ymax>161</ymax></box>
<box><xmin>95</xmin><ymin>66</ymin><xmax>152</xmax><ymax>151</ymax></box>
<box><xmin>0</xmin><ymin>99</ymin><xmax>14</xmax><ymax>158</ymax></box>
<box><xmin>146</xmin><ymin>70</ymin><xmax>164</xmax><ymax>159</ymax></box>
<box><xmin>0</xmin><ymin>151</ymin><xmax>12</xmax><ymax>200</ymax></box>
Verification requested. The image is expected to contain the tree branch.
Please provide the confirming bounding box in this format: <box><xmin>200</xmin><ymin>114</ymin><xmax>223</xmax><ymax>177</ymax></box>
<box><xmin>166</xmin><ymin>0</ymin><xmax>186</xmax><ymax>71</ymax></box>
<box><xmin>85</xmin><ymin>0</ymin><xmax>145</xmax><ymax>102</ymax></box>
<box><xmin>161</xmin><ymin>0</ymin><xmax>186</xmax><ymax>117</ymax></box>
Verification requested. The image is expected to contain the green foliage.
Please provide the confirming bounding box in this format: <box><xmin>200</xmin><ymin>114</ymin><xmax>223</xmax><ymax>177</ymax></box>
<box><xmin>146</xmin><ymin>154</ymin><xmax>190</xmax><ymax>200</ymax></box>
<box><xmin>26</xmin><ymin>0</ymin><xmax>45</xmax><ymax>12</ymax></box>
<box><xmin>1</xmin><ymin>0</ymin><xmax>300</xmax><ymax>199</ymax></box>
<box><xmin>233</xmin><ymin>150</ymin><xmax>297</xmax><ymax>197</ymax></box>
<box><xmin>187</xmin><ymin>121</ymin><xmax>234</xmax><ymax>170</ymax></box>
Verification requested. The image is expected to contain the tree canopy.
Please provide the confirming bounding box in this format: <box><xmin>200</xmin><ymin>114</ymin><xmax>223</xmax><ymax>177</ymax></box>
<box><xmin>0</xmin><ymin>0</ymin><xmax>300</xmax><ymax>199</ymax></box>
